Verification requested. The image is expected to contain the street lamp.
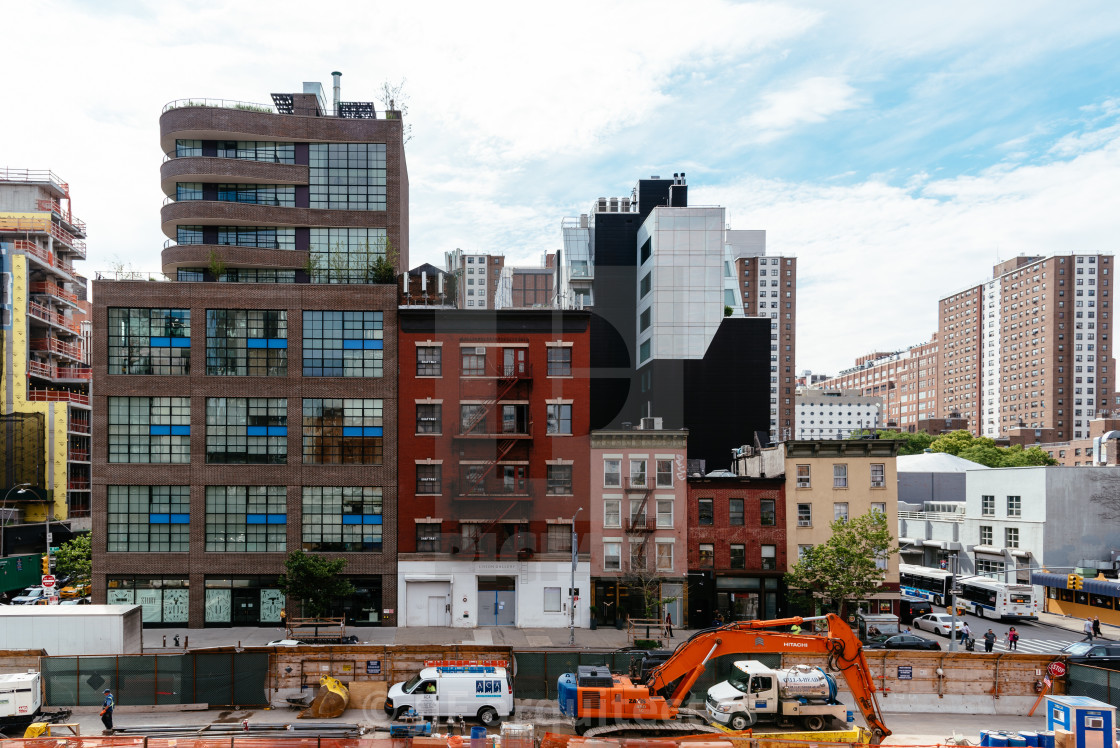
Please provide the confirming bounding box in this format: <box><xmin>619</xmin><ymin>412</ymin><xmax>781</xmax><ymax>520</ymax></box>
<box><xmin>569</xmin><ymin>507</ymin><xmax>583</xmax><ymax>647</ymax></box>
<box><xmin>1</xmin><ymin>483</ymin><xmax>32</xmax><ymax>558</ymax></box>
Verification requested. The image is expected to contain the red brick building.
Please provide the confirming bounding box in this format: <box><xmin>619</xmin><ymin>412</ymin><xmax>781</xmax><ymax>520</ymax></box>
<box><xmin>686</xmin><ymin>475</ymin><xmax>787</xmax><ymax>626</ymax></box>
<box><xmin>396</xmin><ymin>308</ymin><xmax>592</xmax><ymax>628</ymax></box>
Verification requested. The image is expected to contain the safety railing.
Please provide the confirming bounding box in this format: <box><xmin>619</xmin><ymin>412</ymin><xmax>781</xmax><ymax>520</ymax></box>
<box><xmin>68</xmin><ymin>418</ymin><xmax>92</xmax><ymax>434</ymax></box>
<box><xmin>10</xmin><ymin>239</ymin><xmax>79</xmax><ymax>278</ymax></box>
<box><xmin>27</xmin><ymin>389</ymin><xmax>90</xmax><ymax>406</ymax></box>
<box><xmin>30</xmin><ymin>361</ymin><xmax>92</xmax><ymax>381</ymax></box>
<box><xmin>0</xmin><ymin>168</ymin><xmax>68</xmax><ymax>193</ymax></box>
<box><xmin>67</xmin><ymin>479</ymin><xmax>91</xmax><ymax>490</ymax></box>
<box><xmin>30</xmin><ymin>281</ymin><xmax>78</xmax><ymax>305</ymax></box>
<box><xmin>30</xmin><ymin>337</ymin><xmax>85</xmax><ymax>360</ymax></box>
<box><xmin>163</xmin><ymin>98</ymin><xmax>276</xmax><ymax>114</ymax></box>
<box><xmin>68</xmin><ymin>449</ymin><xmax>91</xmax><ymax>462</ymax></box>
<box><xmin>36</xmin><ymin>198</ymin><xmax>86</xmax><ymax>234</ymax></box>
<box><xmin>27</xmin><ymin>301</ymin><xmax>81</xmax><ymax>334</ymax></box>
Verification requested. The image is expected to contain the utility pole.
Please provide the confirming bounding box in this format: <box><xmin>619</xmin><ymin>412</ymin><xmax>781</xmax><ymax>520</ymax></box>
<box><xmin>569</xmin><ymin>507</ymin><xmax>583</xmax><ymax>647</ymax></box>
<box><xmin>948</xmin><ymin>554</ymin><xmax>959</xmax><ymax>652</ymax></box>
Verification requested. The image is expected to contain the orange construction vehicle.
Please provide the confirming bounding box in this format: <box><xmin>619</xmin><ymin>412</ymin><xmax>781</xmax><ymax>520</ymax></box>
<box><xmin>558</xmin><ymin>613</ymin><xmax>890</xmax><ymax>743</ymax></box>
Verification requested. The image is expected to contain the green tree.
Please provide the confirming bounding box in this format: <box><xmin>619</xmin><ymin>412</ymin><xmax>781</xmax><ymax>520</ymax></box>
<box><xmin>55</xmin><ymin>533</ymin><xmax>91</xmax><ymax>579</ymax></box>
<box><xmin>785</xmin><ymin>511</ymin><xmax>897</xmax><ymax>615</ymax></box>
<box><xmin>928</xmin><ymin>429</ymin><xmax>984</xmax><ymax>456</ymax></box>
<box><xmin>927</xmin><ymin>429</ymin><xmax>1058</xmax><ymax>467</ymax></box>
<box><xmin>277</xmin><ymin>550</ymin><xmax>356</xmax><ymax>617</ymax></box>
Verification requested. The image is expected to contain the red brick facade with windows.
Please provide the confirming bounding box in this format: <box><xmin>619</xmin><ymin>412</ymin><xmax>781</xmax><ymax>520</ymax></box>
<box><xmin>686</xmin><ymin>475</ymin><xmax>787</xmax><ymax>625</ymax></box>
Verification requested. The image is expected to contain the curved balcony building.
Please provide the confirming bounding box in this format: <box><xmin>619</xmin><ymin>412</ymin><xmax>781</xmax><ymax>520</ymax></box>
<box><xmin>93</xmin><ymin>75</ymin><xmax>407</xmax><ymax>628</ymax></box>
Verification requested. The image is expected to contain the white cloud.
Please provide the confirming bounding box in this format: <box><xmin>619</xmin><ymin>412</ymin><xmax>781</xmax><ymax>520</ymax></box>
<box><xmin>744</xmin><ymin>76</ymin><xmax>861</xmax><ymax>140</ymax></box>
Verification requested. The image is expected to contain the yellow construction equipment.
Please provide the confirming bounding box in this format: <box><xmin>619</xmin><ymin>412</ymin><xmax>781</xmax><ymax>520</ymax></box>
<box><xmin>300</xmin><ymin>676</ymin><xmax>350</xmax><ymax>719</ymax></box>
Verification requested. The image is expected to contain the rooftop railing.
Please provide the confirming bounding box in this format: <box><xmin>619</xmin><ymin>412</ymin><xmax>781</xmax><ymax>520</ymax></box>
<box><xmin>163</xmin><ymin>98</ymin><xmax>276</xmax><ymax>114</ymax></box>
<box><xmin>0</xmin><ymin>168</ymin><xmax>67</xmax><ymax>194</ymax></box>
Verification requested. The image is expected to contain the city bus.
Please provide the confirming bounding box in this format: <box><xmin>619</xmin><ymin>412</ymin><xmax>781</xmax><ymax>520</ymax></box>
<box><xmin>955</xmin><ymin>575</ymin><xmax>1038</xmax><ymax>621</ymax></box>
<box><xmin>899</xmin><ymin>564</ymin><xmax>955</xmax><ymax>606</ymax></box>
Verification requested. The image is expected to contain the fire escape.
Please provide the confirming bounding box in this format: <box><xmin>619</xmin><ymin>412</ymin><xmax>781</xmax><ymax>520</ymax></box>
<box><xmin>624</xmin><ymin>475</ymin><xmax>655</xmax><ymax>571</ymax></box>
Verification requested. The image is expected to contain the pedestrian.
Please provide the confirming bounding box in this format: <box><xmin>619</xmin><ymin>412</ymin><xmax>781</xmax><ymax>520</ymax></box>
<box><xmin>1006</xmin><ymin>626</ymin><xmax>1019</xmax><ymax>651</ymax></box>
<box><xmin>1093</xmin><ymin>617</ymin><xmax>1103</xmax><ymax>640</ymax></box>
<box><xmin>961</xmin><ymin>622</ymin><xmax>972</xmax><ymax>646</ymax></box>
<box><xmin>100</xmin><ymin>688</ymin><xmax>115</xmax><ymax>732</ymax></box>
<box><xmin>664</xmin><ymin>611</ymin><xmax>674</xmax><ymax>639</ymax></box>
<box><xmin>279</xmin><ymin>608</ymin><xmax>287</xmax><ymax>631</ymax></box>
<box><xmin>983</xmin><ymin>629</ymin><xmax>997</xmax><ymax>653</ymax></box>
<box><xmin>1083</xmin><ymin>618</ymin><xmax>1095</xmax><ymax>642</ymax></box>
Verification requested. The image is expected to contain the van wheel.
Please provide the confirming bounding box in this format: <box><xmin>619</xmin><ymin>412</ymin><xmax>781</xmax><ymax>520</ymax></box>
<box><xmin>393</xmin><ymin>707</ymin><xmax>411</xmax><ymax>720</ymax></box>
<box><xmin>478</xmin><ymin>707</ymin><xmax>500</xmax><ymax>726</ymax></box>
<box><xmin>729</xmin><ymin>713</ymin><xmax>754</xmax><ymax>731</ymax></box>
<box><xmin>804</xmin><ymin>715</ymin><xmax>826</xmax><ymax>731</ymax></box>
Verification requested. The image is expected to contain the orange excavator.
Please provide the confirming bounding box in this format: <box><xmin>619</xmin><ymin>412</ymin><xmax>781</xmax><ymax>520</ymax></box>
<box><xmin>558</xmin><ymin>613</ymin><xmax>890</xmax><ymax>743</ymax></box>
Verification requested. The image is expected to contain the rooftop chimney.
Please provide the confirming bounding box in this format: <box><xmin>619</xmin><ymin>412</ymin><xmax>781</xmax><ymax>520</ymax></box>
<box><xmin>332</xmin><ymin>71</ymin><xmax>342</xmax><ymax>116</ymax></box>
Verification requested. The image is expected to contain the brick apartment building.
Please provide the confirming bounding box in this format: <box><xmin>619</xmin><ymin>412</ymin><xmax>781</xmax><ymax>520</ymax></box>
<box><xmin>92</xmin><ymin>74</ymin><xmax>406</xmax><ymax>627</ymax></box>
<box><xmin>396</xmin><ymin>308</ymin><xmax>591</xmax><ymax>628</ymax></box>
<box><xmin>685</xmin><ymin>473</ymin><xmax>787</xmax><ymax>626</ymax></box>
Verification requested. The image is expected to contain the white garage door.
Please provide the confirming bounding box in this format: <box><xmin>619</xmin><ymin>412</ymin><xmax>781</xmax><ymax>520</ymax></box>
<box><xmin>406</xmin><ymin>581</ymin><xmax>451</xmax><ymax>627</ymax></box>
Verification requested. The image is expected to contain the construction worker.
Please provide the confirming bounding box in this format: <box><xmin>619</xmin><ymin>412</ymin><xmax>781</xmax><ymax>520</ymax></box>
<box><xmin>100</xmin><ymin>688</ymin><xmax>115</xmax><ymax>731</ymax></box>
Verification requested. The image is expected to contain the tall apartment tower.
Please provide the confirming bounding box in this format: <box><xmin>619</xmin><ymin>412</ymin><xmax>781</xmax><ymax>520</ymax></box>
<box><xmin>949</xmin><ymin>254</ymin><xmax>1115</xmax><ymax>441</ymax></box>
<box><xmin>444</xmin><ymin>249</ymin><xmax>503</xmax><ymax>309</ymax></box>
<box><xmin>92</xmin><ymin>75</ymin><xmax>407</xmax><ymax>628</ymax></box>
<box><xmin>1</xmin><ymin>169</ymin><xmax>90</xmax><ymax>556</ymax></box>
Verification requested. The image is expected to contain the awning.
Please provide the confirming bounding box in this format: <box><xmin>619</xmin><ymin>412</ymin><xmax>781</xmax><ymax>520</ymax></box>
<box><xmin>898</xmin><ymin>538</ymin><xmax>917</xmax><ymax>546</ymax></box>
<box><xmin>1010</xmin><ymin>549</ymin><xmax>1032</xmax><ymax>558</ymax></box>
<box><xmin>972</xmin><ymin>545</ymin><xmax>1005</xmax><ymax>556</ymax></box>
<box><xmin>1032</xmin><ymin>571</ymin><xmax>1120</xmax><ymax>598</ymax></box>
<box><xmin>922</xmin><ymin>540</ymin><xmax>946</xmax><ymax>548</ymax></box>
<box><xmin>1031</xmin><ymin>571</ymin><xmax>1068</xmax><ymax>589</ymax></box>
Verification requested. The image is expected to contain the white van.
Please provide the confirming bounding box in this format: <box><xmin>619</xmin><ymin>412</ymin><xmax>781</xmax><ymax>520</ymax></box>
<box><xmin>385</xmin><ymin>662</ymin><xmax>513</xmax><ymax>726</ymax></box>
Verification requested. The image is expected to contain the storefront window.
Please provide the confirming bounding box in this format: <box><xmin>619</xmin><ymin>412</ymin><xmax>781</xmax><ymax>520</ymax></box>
<box><xmin>106</xmin><ymin>578</ymin><xmax>189</xmax><ymax>626</ymax></box>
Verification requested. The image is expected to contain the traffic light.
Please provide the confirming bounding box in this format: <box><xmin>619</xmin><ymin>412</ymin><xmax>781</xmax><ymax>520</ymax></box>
<box><xmin>41</xmin><ymin>555</ymin><xmax>49</xmax><ymax>574</ymax></box>
<box><xmin>1067</xmin><ymin>573</ymin><xmax>1084</xmax><ymax>590</ymax></box>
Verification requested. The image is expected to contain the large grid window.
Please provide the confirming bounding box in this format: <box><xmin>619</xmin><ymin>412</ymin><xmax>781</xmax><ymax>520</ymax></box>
<box><xmin>217</xmin><ymin>226</ymin><xmax>295</xmax><ymax>250</ymax></box>
<box><xmin>417</xmin><ymin>346</ymin><xmax>441</xmax><ymax>376</ymax></box>
<box><xmin>416</xmin><ymin>464</ymin><xmax>442</xmax><ymax>495</ymax></box>
<box><xmin>216</xmin><ymin>141</ymin><xmax>295</xmax><ymax>163</ymax></box>
<box><xmin>107</xmin><ymin>308</ymin><xmax>191</xmax><ymax>375</ymax></box>
<box><xmin>107</xmin><ymin>486</ymin><xmax>190</xmax><ymax>551</ymax></box>
<box><xmin>176</xmin><ymin>182</ymin><xmax>203</xmax><ymax>201</ymax></box>
<box><xmin>303</xmin><ymin>311</ymin><xmax>383</xmax><ymax>377</ymax></box>
<box><xmin>698</xmin><ymin>498</ymin><xmax>714</xmax><ymax>526</ymax></box>
<box><xmin>729</xmin><ymin>498</ymin><xmax>744</xmax><ymax>526</ymax></box>
<box><xmin>206</xmin><ymin>398</ymin><xmax>287</xmax><ymax>464</ymax></box>
<box><xmin>309</xmin><ymin>143</ymin><xmax>387</xmax><ymax>210</ymax></box>
<box><xmin>547</xmin><ymin>347</ymin><xmax>572</xmax><ymax>376</ymax></box>
<box><xmin>302</xmin><ymin>399</ymin><xmax>383</xmax><ymax>464</ymax></box>
<box><xmin>546</xmin><ymin>465</ymin><xmax>573</xmax><ymax>495</ymax></box>
<box><xmin>308</xmin><ymin>227</ymin><xmax>389</xmax><ymax>284</ymax></box>
<box><xmin>175</xmin><ymin>139</ymin><xmax>202</xmax><ymax>157</ymax></box>
<box><xmin>177</xmin><ymin>225</ymin><xmax>204</xmax><ymax>244</ymax></box>
<box><xmin>301</xmin><ymin>486</ymin><xmax>383</xmax><ymax>551</ymax></box>
<box><xmin>417</xmin><ymin>523</ymin><xmax>441</xmax><ymax>552</ymax></box>
<box><xmin>108</xmin><ymin>397</ymin><xmax>190</xmax><ymax>463</ymax></box>
<box><xmin>761</xmin><ymin>498</ymin><xmax>777</xmax><ymax>526</ymax></box>
<box><xmin>546</xmin><ymin>404</ymin><xmax>572</xmax><ymax>434</ymax></box>
<box><xmin>217</xmin><ymin>184</ymin><xmax>295</xmax><ymax>206</ymax></box>
<box><xmin>206</xmin><ymin>310</ymin><xmax>287</xmax><ymax>376</ymax></box>
<box><xmin>461</xmin><ymin>350</ymin><xmax>486</xmax><ymax>376</ymax></box>
<box><xmin>416</xmin><ymin>403</ymin><xmax>441</xmax><ymax>434</ymax></box>
<box><xmin>205</xmin><ymin>486</ymin><xmax>287</xmax><ymax>552</ymax></box>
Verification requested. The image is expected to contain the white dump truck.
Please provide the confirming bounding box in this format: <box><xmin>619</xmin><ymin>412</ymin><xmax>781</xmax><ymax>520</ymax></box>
<box><xmin>705</xmin><ymin>660</ymin><xmax>848</xmax><ymax>731</ymax></box>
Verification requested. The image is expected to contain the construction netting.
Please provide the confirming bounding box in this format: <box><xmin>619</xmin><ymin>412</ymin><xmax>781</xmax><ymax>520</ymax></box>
<box><xmin>1067</xmin><ymin>663</ymin><xmax>1120</xmax><ymax>707</ymax></box>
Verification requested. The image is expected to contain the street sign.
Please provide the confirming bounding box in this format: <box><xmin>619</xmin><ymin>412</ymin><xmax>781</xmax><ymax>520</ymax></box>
<box><xmin>41</xmin><ymin>574</ymin><xmax>56</xmax><ymax>588</ymax></box>
<box><xmin>46</xmin><ymin>532</ymin><xmax>53</xmax><ymax>543</ymax></box>
<box><xmin>1047</xmin><ymin>661</ymin><xmax>1067</xmax><ymax>678</ymax></box>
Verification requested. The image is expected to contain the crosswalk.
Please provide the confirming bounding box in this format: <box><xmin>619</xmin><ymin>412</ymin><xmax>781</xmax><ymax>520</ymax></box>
<box><xmin>977</xmin><ymin>638</ymin><xmax>1071</xmax><ymax>655</ymax></box>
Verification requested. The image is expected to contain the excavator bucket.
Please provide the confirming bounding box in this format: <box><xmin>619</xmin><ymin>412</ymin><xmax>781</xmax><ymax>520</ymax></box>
<box><xmin>299</xmin><ymin>676</ymin><xmax>350</xmax><ymax>719</ymax></box>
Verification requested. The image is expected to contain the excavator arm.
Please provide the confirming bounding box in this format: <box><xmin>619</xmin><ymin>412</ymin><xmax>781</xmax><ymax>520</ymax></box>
<box><xmin>645</xmin><ymin>613</ymin><xmax>891</xmax><ymax>742</ymax></box>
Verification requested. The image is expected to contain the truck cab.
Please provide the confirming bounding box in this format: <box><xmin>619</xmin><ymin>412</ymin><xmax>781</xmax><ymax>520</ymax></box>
<box><xmin>706</xmin><ymin>660</ymin><xmax>844</xmax><ymax>732</ymax></box>
<box><xmin>856</xmin><ymin>613</ymin><xmax>900</xmax><ymax>645</ymax></box>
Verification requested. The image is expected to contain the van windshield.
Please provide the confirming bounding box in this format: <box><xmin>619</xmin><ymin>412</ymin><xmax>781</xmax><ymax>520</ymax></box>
<box><xmin>403</xmin><ymin>675</ymin><xmax>423</xmax><ymax>693</ymax></box>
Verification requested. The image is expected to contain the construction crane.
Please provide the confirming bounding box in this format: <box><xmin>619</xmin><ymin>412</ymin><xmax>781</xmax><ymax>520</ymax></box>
<box><xmin>558</xmin><ymin>613</ymin><xmax>890</xmax><ymax>743</ymax></box>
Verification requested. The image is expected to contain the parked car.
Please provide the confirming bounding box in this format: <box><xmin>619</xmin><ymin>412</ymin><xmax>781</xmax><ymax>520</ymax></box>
<box><xmin>913</xmin><ymin>613</ymin><xmax>966</xmax><ymax>637</ymax></box>
<box><xmin>59</xmin><ymin>581</ymin><xmax>91</xmax><ymax>599</ymax></box>
<box><xmin>9</xmin><ymin>587</ymin><xmax>48</xmax><ymax>605</ymax></box>
<box><xmin>900</xmin><ymin>596</ymin><xmax>933</xmax><ymax>625</ymax></box>
<box><xmin>59</xmin><ymin>597</ymin><xmax>91</xmax><ymax>605</ymax></box>
<box><xmin>864</xmin><ymin>633</ymin><xmax>941</xmax><ymax>650</ymax></box>
<box><xmin>1061</xmin><ymin>642</ymin><xmax>1120</xmax><ymax>670</ymax></box>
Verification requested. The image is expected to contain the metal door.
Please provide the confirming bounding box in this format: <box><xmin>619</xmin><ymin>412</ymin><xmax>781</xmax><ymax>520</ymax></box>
<box><xmin>478</xmin><ymin>576</ymin><xmax>517</xmax><ymax>626</ymax></box>
<box><xmin>428</xmin><ymin>596</ymin><xmax>448</xmax><ymax>626</ymax></box>
<box><xmin>494</xmin><ymin>589</ymin><xmax>516</xmax><ymax>625</ymax></box>
<box><xmin>231</xmin><ymin>589</ymin><xmax>259</xmax><ymax>625</ymax></box>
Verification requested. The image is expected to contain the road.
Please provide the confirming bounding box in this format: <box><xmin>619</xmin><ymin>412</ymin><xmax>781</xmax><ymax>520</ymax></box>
<box><xmin>906</xmin><ymin>610</ymin><xmax>1088</xmax><ymax>655</ymax></box>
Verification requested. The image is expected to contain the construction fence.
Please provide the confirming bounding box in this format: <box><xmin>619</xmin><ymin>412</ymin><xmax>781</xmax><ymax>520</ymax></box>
<box><xmin>1067</xmin><ymin>663</ymin><xmax>1120</xmax><ymax>707</ymax></box>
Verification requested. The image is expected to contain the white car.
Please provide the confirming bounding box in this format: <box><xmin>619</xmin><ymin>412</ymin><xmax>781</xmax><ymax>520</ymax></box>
<box><xmin>10</xmin><ymin>587</ymin><xmax>48</xmax><ymax>605</ymax></box>
<box><xmin>913</xmin><ymin>613</ymin><xmax>965</xmax><ymax>637</ymax></box>
<box><xmin>267</xmin><ymin>639</ymin><xmax>306</xmax><ymax>646</ymax></box>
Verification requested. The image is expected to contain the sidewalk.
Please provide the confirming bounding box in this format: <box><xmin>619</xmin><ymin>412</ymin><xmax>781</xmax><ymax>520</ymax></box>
<box><xmin>1035</xmin><ymin>609</ymin><xmax>1117</xmax><ymax>639</ymax></box>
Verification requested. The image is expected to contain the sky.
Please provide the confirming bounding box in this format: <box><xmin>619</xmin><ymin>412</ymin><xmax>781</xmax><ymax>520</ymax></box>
<box><xmin>4</xmin><ymin>1</ymin><xmax>1120</xmax><ymax>375</ymax></box>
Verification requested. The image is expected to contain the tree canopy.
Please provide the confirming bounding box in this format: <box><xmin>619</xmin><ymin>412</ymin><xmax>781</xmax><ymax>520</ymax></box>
<box><xmin>277</xmin><ymin>550</ymin><xmax>356</xmax><ymax>617</ymax></box>
<box><xmin>856</xmin><ymin>429</ymin><xmax>1057</xmax><ymax>467</ymax></box>
<box><xmin>55</xmin><ymin>533</ymin><xmax>92</xmax><ymax>579</ymax></box>
<box><xmin>785</xmin><ymin>511</ymin><xmax>897</xmax><ymax>614</ymax></box>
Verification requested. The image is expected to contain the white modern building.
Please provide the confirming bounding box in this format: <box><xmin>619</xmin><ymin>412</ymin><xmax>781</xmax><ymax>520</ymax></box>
<box><xmin>896</xmin><ymin>452</ymin><xmax>988</xmax><ymax>571</ymax></box>
<box><xmin>794</xmin><ymin>388</ymin><xmax>883</xmax><ymax>439</ymax></box>
<box><xmin>444</xmin><ymin>248</ymin><xmax>503</xmax><ymax>309</ymax></box>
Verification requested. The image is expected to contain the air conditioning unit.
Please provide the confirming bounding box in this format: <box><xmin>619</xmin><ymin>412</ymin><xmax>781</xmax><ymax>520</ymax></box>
<box><xmin>639</xmin><ymin>417</ymin><xmax>662</xmax><ymax>430</ymax></box>
<box><xmin>474</xmin><ymin>347</ymin><xmax>486</xmax><ymax>355</ymax></box>
<box><xmin>797</xmin><ymin>479</ymin><xmax>811</xmax><ymax>488</ymax></box>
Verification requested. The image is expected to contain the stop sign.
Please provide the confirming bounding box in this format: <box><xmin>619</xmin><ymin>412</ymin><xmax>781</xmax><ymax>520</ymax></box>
<box><xmin>1047</xmin><ymin>661</ymin><xmax>1067</xmax><ymax>678</ymax></box>
<box><xmin>41</xmin><ymin>575</ymin><xmax>56</xmax><ymax>589</ymax></box>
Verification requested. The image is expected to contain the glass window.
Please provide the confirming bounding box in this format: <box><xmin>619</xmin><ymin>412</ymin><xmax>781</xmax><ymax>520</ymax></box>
<box><xmin>204</xmin><ymin>486</ymin><xmax>286</xmax><ymax>552</ymax></box>
<box><xmin>461</xmin><ymin>350</ymin><xmax>486</xmax><ymax>376</ymax></box>
<box><xmin>656</xmin><ymin>542</ymin><xmax>673</xmax><ymax>571</ymax></box>
<box><xmin>107</xmin><ymin>485</ymin><xmax>190</xmax><ymax>552</ymax></box>
<box><xmin>302</xmin><ymin>399</ymin><xmax>383</xmax><ymax>464</ymax></box>
<box><xmin>177</xmin><ymin>268</ymin><xmax>205</xmax><ymax>282</ymax></box>
<box><xmin>656</xmin><ymin>499</ymin><xmax>673</xmax><ymax>528</ymax></box>
<box><xmin>834</xmin><ymin>502</ymin><xmax>849</xmax><ymax>521</ymax></box>
<box><xmin>604</xmin><ymin>499</ymin><xmax>621</xmax><ymax>528</ymax></box>
<box><xmin>108</xmin><ymin>397</ymin><xmax>190</xmax><ymax>463</ymax></box>
<box><xmin>177</xmin><ymin>225</ymin><xmax>204</xmax><ymax>244</ymax></box>
<box><xmin>175</xmin><ymin>139</ymin><xmax>202</xmax><ymax>157</ymax></box>
<box><xmin>639</xmin><ymin>339</ymin><xmax>651</xmax><ymax>363</ymax></box>
<box><xmin>698</xmin><ymin>543</ymin><xmax>714</xmax><ymax>568</ymax></box>
<box><xmin>176</xmin><ymin>182</ymin><xmax>202</xmax><ymax>201</ymax></box>
<box><xmin>108</xmin><ymin>308</ymin><xmax>191</xmax><ymax>375</ymax></box>
<box><xmin>796</xmin><ymin>464</ymin><xmax>810</xmax><ymax>487</ymax></box>
<box><xmin>417</xmin><ymin>346</ymin><xmax>442</xmax><ymax>376</ymax></box>
<box><xmin>730</xmin><ymin>544</ymin><xmax>746</xmax><ymax>569</ymax></box>
<box><xmin>603</xmin><ymin>542</ymin><xmax>621</xmax><ymax>571</ymax></box>
<box><xmin>543</xmin><ymin>587</ymin><xmax>562</xmax><ymax>612</ymax></box>
<box><xmin>640</xmin><ymin>308</ymin><xmax>651</xmax><ymax>332</ymax></box>
<box><xmin>604</xmin><ymin>459</ymin><xmax>621</xmax><ymax>487</ymax></box>
<box><xmin>980</xmin><ymin>525</ymin><xmax>993</xmax><ymax>545</ymax></box>
<box><xmin>761</xmin><ymin>544</ymin><xmax>776</xmax><ymax>570</ymax></box>
<box><xmin>308</xmin><ymin>227</ymin><xmax>389</xmax><ymax>284</ymax></box>
<box><xmin>629</xmin><ymin>459</ymin><xmax>647</xmax><ymax>487</ymax></box>
<box><xmin>871</xmin><ymin>502</ymin><xmax>886</xmax><ymax>514</ymax></box>
<box><xmin>206</xmin><ymin>398</ymin><xmax>287</xmax><ymax>464</ymax></box>
<box><xmin>833</xmin><ymin>464</ymin><xmax>848</xmax><ymax>488</ymax></box>
<box><xmin>655</xmin><ymin>459</ymin><xmax>673</xmax><ymax>487</ymax></box>
<box><xmin>216</xmin><ymin>141</ymin><xmax>294</xmax><ymax>163</ymax></box>
<box><xmin>217</xmin><ymin>184</ymin><xmax>295</xmax><ymax>206</ymax></box>
<box><xmin>981</xmin><ymin>495</ymin><xmax>995</xmax><ymax>516</ymax></box>
<box><xmin>1005</xmin><ymin>527</ymin><xmax>1019</xmax><ymax>548</ymax></box>
<box><xmin>548</xmin><ymin>525</ymin><xmax>572</xmax><ymax>553</ymax></box>
<box><xmin>798</xmin><ymin>544</ymin><xmax>813</xmax><ymax>560</ymax></box>
<box><xmin>629</xmin><ymin>499</ymin><xmax>647</xmax><ymax>526</ymax></box>
<box><xmin>760</xmin><ymin>498</ymin><xmax>776</xmax><ymax>526</ymax></box>
<box><xmin>416</xmin><ymin>523</ymin><xmax>441</xmax><ymax>552</ymax></box>
<box><xmin>214</xmin><ymin>268</ymin><xmax>296</xmax><ymax>283</ymax></box>
<box><xmin>206</xmin><ymin>310</ymin><xmax>287</xmax><ymax>376</ymax></box>
<box><xmin>729</xmin><ymin>498</ymin><xmax>744</xmax><ymax>526</ymax></box>
<box><xmin>547</xmin><ymin>464</ymin><xmax>574</xmax><ymax>495</ymax></box>
<box><xmin>460</xmin><ymin>404</ymin><xmax>486</xmax><ymax>435</ymax></box>
<box><xmin>630</xmin><ymin>542</ymin><xmax>646</xmax><ymax>571</ymax></box>
<box><xmin>976</xmin><ymin>558</ymin><xmax>1005</xmax><ymax>578</ymax></box>
<box><xmin>302</xmin><ymin>311</ymin><xmax>383</xmax><ymax>377</ymax></box>
<box><xmin>1007</xmin><ymin>495</ymin><xmax>1022</xmax><ymax>517</ymax></box>
<box><xmin>698</xmin><ymin>498</ymin><xmax>713</xmax><ymax>526</ymax></box>
<box><xmin>220</xmin><ymin>226</ymin><xmax>296</xmax><ymax>250</ymax></box>
<box><xmin>416</xmin><ymin>464</ymin><xmax>442</xmax><ymax>495</ymax></box>
<box><xmin>547</xmin><ymin>347</ymin><xmax>572</xmax><ymax>376</ymax></box>
<box><xmin>797</xmin><ymin>503</ymin><xmax>812</xmax><ymax>526</ymax></box>
<box><xmin>416</xmin><ymin>403</ymin><xmax>441</xmax><ymax>434</ymax></box>
<box><xmin>870</xmin><ymin>463</ymin><xmax>885</xmax><ymax>488</ymax></box>
<box><xmin>640</xmin><ymin>272</ymin><xmax>651</xmax><ymax>297</ymax></box>
<box><xmin>547</xmin><ymin>404</ymin><xmax>572</xmax><ymax>434</ymax></box>
<box><xmin>301</xmin><ymin>486</ymin><xmax>383</xmax><ymax>551</ymax></box>
<box><xmin>309</xmin><ymin>143</ymin><xmax>387</xmax><ymax>210</ymax></box>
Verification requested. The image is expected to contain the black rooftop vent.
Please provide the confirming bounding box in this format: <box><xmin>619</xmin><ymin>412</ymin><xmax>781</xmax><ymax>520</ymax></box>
<box><xmin>338</xmin><ymin>101</ymin><xmax>377</xmax><ymax>119</ymax></box>
<box><xmin>271</xmin><ymin>93</ymin><xmax>294</xmax><ymax>114</ymax></box>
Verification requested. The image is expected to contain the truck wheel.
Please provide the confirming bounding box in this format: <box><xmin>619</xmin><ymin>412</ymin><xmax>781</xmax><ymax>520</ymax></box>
<box><xmin>478</xmin><ymin>707</ymin><xmax>500</xmax><ymax>726</ymax></box>
<box><xmin>393</xmin><ymin>706</ymin><xmax>411</xmax><ymax>720</ymax></box>
<box><xmin>729</xmin><ymin>713</ymin><xmax>754</xmax><ymax>731</ymax></box>
<box><xmin>804</xmin><ymin>715</ymin><xmax>826</xmax><ymax>731</ymax></box>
